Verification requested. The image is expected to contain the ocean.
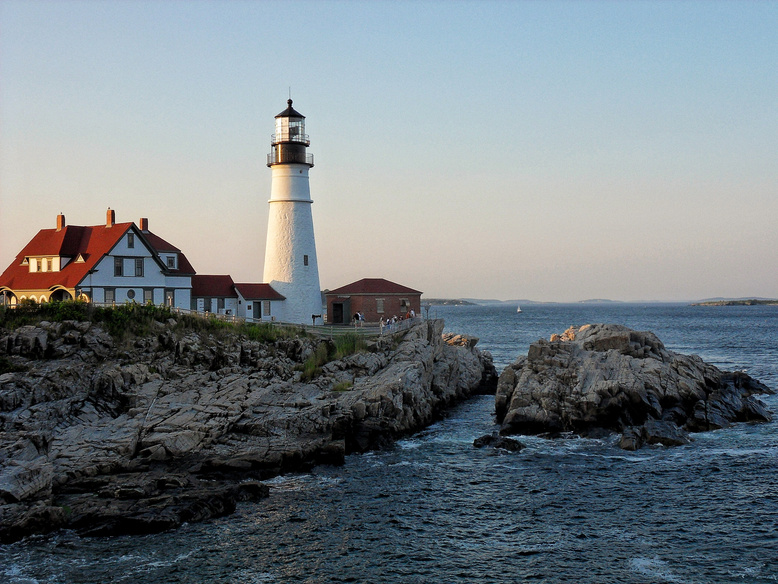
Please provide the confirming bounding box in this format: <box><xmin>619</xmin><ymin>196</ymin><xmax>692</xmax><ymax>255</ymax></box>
<box><xmin>3</xmin><ymin>303</ymin><xmax>777</xmax><ymax>583</ymax></box>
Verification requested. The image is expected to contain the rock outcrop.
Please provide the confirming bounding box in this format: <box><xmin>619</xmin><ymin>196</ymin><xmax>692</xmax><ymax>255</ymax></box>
<box><xmin>0</xmin><ymin>317</ymin><xmax>494</xmax><ymax>542</ymax></box>
<box><xmin>496</xmin><ymin>324</ymin><xmax>773</xmax><ymax>449</ymax></box>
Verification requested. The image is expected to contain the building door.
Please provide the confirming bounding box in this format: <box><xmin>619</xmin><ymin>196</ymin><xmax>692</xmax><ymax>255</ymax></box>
<box><xmin>333</xmin><ymin>302</ymin><xmax>344</xmax><ymax>324</ymax></box>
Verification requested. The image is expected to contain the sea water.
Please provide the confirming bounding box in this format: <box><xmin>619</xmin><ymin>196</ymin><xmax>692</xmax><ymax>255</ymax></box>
<box><xmin>2</xmin><ymin>303</ymin><xmax>777</xmax><ymax>583</ymax></box>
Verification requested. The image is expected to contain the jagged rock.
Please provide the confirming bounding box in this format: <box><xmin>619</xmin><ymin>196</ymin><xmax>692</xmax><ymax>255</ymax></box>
<box><xmin>497</xmin><ymin>324</ymin><xmax>773</xmax><ymax>449</ymax></box>
<box><xmin>0</xmin><ymin>317</ymin><xmax>493</xmax><ymax>542</ymax></box>
<box><xmin>473</xmin><ymin>433</ymin><xmax>524</xmax><ymax>451</ymax></box>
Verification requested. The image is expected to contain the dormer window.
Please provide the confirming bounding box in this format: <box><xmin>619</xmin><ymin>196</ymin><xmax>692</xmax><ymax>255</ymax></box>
<box><xmin>166</xmin><ymin>256</ymin><xmax>176</xmax><ymax>269</ymax></box>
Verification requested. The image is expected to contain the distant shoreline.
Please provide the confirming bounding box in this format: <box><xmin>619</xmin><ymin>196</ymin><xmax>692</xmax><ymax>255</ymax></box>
<box><xmin>422</xmin><ymin>299</ymin><xmax>477</xmax><ymax>306</ymax></box>
<box><xmin>691</xmin><ymin>299</ymin><xmax>778</xmax><ymax>307</ymax></box>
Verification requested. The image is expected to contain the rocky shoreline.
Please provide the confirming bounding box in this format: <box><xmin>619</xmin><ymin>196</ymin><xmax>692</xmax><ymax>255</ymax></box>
<box><xmin>0</xmin><ymin>315</ymin><xmax>496</xmax><ymax>542</ymax></box>
<box><xmin>495</xmin><ymin>324</ymin><xmax>773</xmax><ymax>449</ymax></box>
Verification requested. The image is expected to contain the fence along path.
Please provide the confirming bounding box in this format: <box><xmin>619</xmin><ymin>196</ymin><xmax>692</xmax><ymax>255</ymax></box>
<box><xmin>159</xmin><ymin>305</ymin><xmax>424</xmax><ymax>340</ymax></box>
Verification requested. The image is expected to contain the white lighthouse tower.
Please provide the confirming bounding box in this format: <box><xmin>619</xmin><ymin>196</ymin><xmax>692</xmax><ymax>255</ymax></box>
<box><xmin>262</xmin><ymin>99</ymin><xmax>322</xmax><ymax>324</ymax></box>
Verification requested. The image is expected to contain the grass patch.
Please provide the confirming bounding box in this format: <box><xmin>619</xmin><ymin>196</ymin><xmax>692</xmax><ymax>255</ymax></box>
<box><xmin>0</xmin><ymin>300</ymin><xmax>311</xmax><ymax>345</ymax></box>
<box><xmin>0</xmin><ymin>356</ymin><xmax>27</xmax><ymax>374</ymax></box>
<box><xmin>297</xmin><ymin>333</ymin><xmax>369</xmax><ymax>381</ymax></box>
<box><xmin>298</xmin><ymin>342</ymin><xmax>330</xmax><ymax>382</ymax></box>
<box><xmin>333</xmin><ymin>333</ymin><xmax>368</xmax><ymax>360</ymax></box>
<box><xmin>332</xmin><ymin>380</ymin><xmax>353</xmax><ymax>392</ymax></box>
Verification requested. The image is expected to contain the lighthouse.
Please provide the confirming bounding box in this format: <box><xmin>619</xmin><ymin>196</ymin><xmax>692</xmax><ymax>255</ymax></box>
<box><xmin>262</xmin><ymin>99</ymin><xmax>322</xmax><ymax>324</ymax></box>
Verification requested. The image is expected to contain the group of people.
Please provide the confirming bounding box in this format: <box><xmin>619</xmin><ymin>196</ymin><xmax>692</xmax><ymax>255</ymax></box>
<box><xmin>352</xmin><ymin>309</ymin><xmax>417</xmax><ymax>332</ymax></box>
<box><xmin>379</xmin><ymin>309</ymin><xmax>415</xmax><ymax>333</ymax></box>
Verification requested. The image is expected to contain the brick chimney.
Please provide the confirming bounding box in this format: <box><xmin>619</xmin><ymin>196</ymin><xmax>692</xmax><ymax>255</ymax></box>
<box><xmin>106</xmin><ymin>208</ymin><xmax>115</xmax><ymax>228</ymax></box>
<box><xmin>139</xmin><ymin>218</ymin><xmax>149</xmax><ymax>232</ymax></box>
<box><xmin>56</xmin><ymin>213</ymin><xmax>66</xmax><ymax>231</ymax></box>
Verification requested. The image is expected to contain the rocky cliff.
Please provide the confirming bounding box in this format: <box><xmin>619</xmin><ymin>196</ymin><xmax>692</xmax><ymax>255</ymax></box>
<box><xmin>496</xmin><ymin>324</ymin><xmax>773</xmax><ymax>449</ymax></box>
<box><xmin>0</xmin><ymin>315</ymin><xmax>495</xmax><ymax>542</ymax></box>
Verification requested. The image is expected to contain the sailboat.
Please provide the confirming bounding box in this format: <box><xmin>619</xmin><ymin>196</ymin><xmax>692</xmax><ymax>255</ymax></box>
<box><xmin>517</xmin><ymin>306</ymin><xmax>522</xmax><ymax>313</ymax></box>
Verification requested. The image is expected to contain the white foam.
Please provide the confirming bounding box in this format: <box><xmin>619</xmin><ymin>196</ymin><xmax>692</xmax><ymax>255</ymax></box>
<box><xmin>630</xmin><ymin>556</ymin><xmax>685</xmax><ymax>583</ymax></box>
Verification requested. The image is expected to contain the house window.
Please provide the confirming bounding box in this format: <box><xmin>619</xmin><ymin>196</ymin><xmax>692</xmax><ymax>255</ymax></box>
<box><xmin>143</xmin><ymin>289</ymin><xmax>153</xmax><ymax>304</ymax></box>
<box><xmin>165</xmin><ymin>289</ymin><xmax>174</xmax><ymax>306</ymax></box>
<box><xmin>114</xmin><ymin>257</ymin><xmax>123</xmax><ymax>277</ymax></box>
<box><xmin>400</xmin><ymin>298</ymin><xmax>409</xmax><ymax>311</ymax></box>
<box><xmin>263</xmin><ymin>301</ymin><xmax>271</xmax><ymax>316</ymax></box>
<box><xmin>36</xmin><ymin>260</ymin><xmax>42</xmax><ymax>272</ymax></box>
<box><xmin>376</xmin><ymin>298</ymin><xmax>385</xmax><ymax>313</ymax></box>
<box><xmin>303</xmin><ymin>255</ymin><xmax>309</xmax><ymax>266</ymax></box>
<box><xmin>166</xmin><ymin>256</ymin><xmax>176</xmax><ymax>269</ymax></box>
<box><xmin>135</xmin><ymin>258</ymin><xmax>144</xmax><ymax>277</ymax></box>
<box><xmin>217</xmin><ymin>298</ymin><xmax>225</xmax><ymax>311</ymax></box>
<box><xmin>127</xmin><ymin>289</ymin><xmax>136</xmax><ymax>300</ymax></box>
<box><xmin>127</xmin><ymin>233</ymin><xmax>135</xmax><ymax>248</ymax></box>
<box><xmin>105</xmin><ymin>289</ymin><xmax>115</xmax><ymax>304</ymax></box>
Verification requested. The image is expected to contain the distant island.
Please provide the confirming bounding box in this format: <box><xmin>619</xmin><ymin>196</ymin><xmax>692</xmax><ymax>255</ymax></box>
<box><xmin>692</xmin><ymin>299</ymin><xmax>778</xmax><ymax>307</ymax></box>
<box><xmin>422</xmin><ymin>299</ymin><xmax>477</xmax><ymax>306</ymax></box>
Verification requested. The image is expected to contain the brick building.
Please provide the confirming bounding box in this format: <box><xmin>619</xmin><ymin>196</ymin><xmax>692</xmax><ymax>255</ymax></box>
<box><xmin>325</xmin><ymin>278</ymin><xmax>422</xmax><ymax>324</ymax></box>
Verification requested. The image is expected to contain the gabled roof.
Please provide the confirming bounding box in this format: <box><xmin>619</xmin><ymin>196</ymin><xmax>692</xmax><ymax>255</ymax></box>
<box><xmin>326</xmin><ymin>278</ymin><xmax>422</xmax><ymax>296</ymax></box>
<box><xmin>191</xmin><ymin>275</ymin><xmax>236</xmax><ymax>298</ymax></box>
<box><xmin>0</xmin><ymin>222</ymin><xmax>134</xmax><ymax>291</ymax></box>
<box><xmin>143</xmin><ymin>232</ymin><xmax>180</xmax><ymax>253</ymax></box>
<box><xmin>0</xmin><ymin>220</ymin><xmax>198</xmax><ymax>294</ymax></box>
<box><xmin>142</xmin><ymin>231</ymin><xmax>196</xmax><ymax>275</ymax></box>
<box><xmin>234</xmin><ymin>283</ymin><xmax>285</xmax><ymax>301</ymax></box>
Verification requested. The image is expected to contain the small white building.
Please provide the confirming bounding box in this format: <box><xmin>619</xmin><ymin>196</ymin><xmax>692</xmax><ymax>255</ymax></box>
<box><xmin>189</xmin><ymin>276</ymin><xmax>285</xmax><ymax>322</ymax></box>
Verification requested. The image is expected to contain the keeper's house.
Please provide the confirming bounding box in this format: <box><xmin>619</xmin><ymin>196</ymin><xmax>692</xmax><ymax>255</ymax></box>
<box><xmin>325</xmin><ymin>278</ymin><xmax>422</xmax><ymax>324</ymax></box>
<box><xmin>0</xmin><ymin>210</ymin><xmax>195</xmax><ymax>308</ymax></box>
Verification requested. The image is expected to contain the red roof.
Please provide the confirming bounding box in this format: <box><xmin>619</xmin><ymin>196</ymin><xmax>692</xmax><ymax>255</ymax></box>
<box><xmin>142</xmin><ymin>231</ymin><xmax>196</xmax><ymax>275</ymax></box>
<box><xmin>191</xmin><ymin>275</ymin><xmax>236</xmax><ymax>298</ymax></box>
<box><xmin>234</xmin><ymin>282</ymin><xmax>285</xmax><ymax>300</ymax></box>
<box><xmin>142</xmin><ymin>232</ymin><xmax>180</xmax><ymax>252</ymax></box>
<box><xmin>326</xmin><ymin>278</ymin><xmax>422</xmax><ymax>296</ymax></box>
<box><xmin>0</xmin><ymin>222</ymin><xmax>134</xmax><ymax>291</ymax></box>
<box><xmin>0</xmin><ymin>221</ymin><xmax>197</xmax><ymax>293</ymax></box>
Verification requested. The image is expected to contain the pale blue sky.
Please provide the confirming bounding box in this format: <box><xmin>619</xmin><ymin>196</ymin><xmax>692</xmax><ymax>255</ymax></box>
<box><xmin>2</xmin><ymin>0</ymin><xmax>776</xmax><ymax>301</ymax></box>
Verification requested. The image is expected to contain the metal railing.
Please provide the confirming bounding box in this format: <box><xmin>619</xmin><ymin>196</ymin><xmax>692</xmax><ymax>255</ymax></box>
<box><xmin>267</xmin><ymin>151</ymin><xmax>314</xmax><ymax>166</ymax></box>
<box><xmin>271</xmin><ymin>132</ymin><xmax>310</xmax><ymax>145</ymax></box>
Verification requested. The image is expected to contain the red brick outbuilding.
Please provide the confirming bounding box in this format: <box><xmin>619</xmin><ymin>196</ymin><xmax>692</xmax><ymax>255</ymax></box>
<box><xmin>325</xmin><ymin>278</ymin><xmax>422</xmax><ymax>324</ymax></box>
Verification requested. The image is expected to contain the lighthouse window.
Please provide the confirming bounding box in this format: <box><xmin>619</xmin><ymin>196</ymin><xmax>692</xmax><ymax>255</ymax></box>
<box><xmin>303</xmin><ymin>255</ymin><xmax>309</xmax><ymax>266</ymax></box>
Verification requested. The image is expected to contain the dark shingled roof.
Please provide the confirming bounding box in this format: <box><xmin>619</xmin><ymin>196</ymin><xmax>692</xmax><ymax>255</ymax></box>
<box><xmin>191</xmin><ymin>275</ymin><xmax>235</xmax><ymax>298</ymax></box>
<box><xmin>275</xmin><ymin>99</ymin><xmax>305</xmax><ymax>119</ymax></box>
<box><xmin>234</xmin><ymin>283</ymin><xmax>285</xmax><ymax>301</ymax></box>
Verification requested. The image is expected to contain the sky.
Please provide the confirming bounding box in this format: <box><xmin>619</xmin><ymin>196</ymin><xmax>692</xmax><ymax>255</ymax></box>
<box><xmin>1</xmin><ymin>0</ymin><xmax>776</xmax><ymax>303</ymax></box>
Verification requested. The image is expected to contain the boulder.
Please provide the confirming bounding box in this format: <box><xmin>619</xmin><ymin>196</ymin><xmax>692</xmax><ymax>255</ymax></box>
<box><xmin>497</xmin><ymin>324</ymin><xmax>773</xmax><ymax>449</ymax></box>
<box><xmin>473</xmin><ymin>433</ymin><xmax>524</xmax><ymax>452</ymax></box>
